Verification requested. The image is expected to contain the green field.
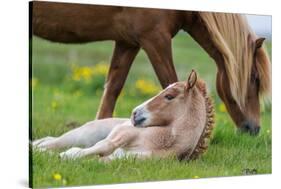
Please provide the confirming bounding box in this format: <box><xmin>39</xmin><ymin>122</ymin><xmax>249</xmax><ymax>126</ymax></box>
<box><xmin>31</xmin><ymin>33</ymin><xmax>272</xmax><ymax>188</ymax></box>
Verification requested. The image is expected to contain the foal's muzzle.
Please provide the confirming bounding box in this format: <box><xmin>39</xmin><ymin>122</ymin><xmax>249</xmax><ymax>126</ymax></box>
<box><xmin>132</xmin><ymin>109</ymin><xmax>147</xmax><ymax>127</ymax></box>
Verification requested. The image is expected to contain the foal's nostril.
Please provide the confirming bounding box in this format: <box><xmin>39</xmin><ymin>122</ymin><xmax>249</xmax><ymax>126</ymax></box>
<box><xmin>132</xmin><ymin>109</ymin><xmax>146</xmax><ymax>126</ymax></box>
<box><xmin>133</xmin><ymin>111</ymin><xmax>137</xmax><ymax>117</ymax></box>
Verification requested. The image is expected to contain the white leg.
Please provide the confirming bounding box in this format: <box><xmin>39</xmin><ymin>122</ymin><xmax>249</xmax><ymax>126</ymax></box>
<box><xmin>60</xmin><ymin>124</ymin><xmax>137</xmax><ymax>159</ymax></box>
<box><xmin>33</xmin><ymin>136</ymin><xmax>56</xmax><ymax>147</ymax></box>
<box><xmin>59</xmin><ymin>139</ymin><xmax>116</xmax><ymax>159</ymax></box>
<box><xmin>33</xmin><ymin>119</ymin><xmax>126</xmax><ymax>151</ymax></box>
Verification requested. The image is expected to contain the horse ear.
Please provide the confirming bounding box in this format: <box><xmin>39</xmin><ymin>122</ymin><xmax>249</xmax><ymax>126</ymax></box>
<box><xmin>255</xmin><ymin>37</ymin><xmax>266</xmax><ymax>49</ymax></box>
<box><xmin>186</xmin><ymin>69</ymin><xmax>197</xmax><ymax>90</ymax></box>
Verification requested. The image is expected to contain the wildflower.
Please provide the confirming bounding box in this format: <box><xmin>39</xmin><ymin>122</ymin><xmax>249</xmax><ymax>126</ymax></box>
<box><xmin>72</xmin><ymin>66</ymin><xmax>93</xmax><ymax>81</ymax></box>
<box><xmin>193</xmin><ymin>175</ymin><xmax>200</xmax><ymax>179</ymax></box>
<box><xmin>92</xmin><ymin>62</ymin><xmax>109</xmax><ymax>76</ymax></box>
<box><xmin>135</xmin><ymin>79</ymin><xmax>160</xmax><ymax>96</ymax></box>
<box><xmin>70</xmin><ymin>62</ymin><xmax>109</xmax><ymax>82</ymax></box>
<box><xmin>218</xmin><ymin>103</ymin><xmax>227</xmax><ymax>113</ymax></box>
<box><xmin>31</xmin><ymin>78</ymin><xmax>39</xmax><ymax>89</ymax></box>
<box><xmin>53</xmin><ymin>173</ymin><xmax>62</xmax><ymax>181</ymax></box>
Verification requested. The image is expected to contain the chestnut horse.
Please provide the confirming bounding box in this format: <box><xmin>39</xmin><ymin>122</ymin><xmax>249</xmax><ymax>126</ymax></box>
<box><xmin>31</xmin><ymin>1</ymin><xmax>271</xmax><ymax>135</ymax></box>
<box><xmin>33</xmin><ymin>70</ymin><xmax>215</xmax><ymax>160</ymax></box>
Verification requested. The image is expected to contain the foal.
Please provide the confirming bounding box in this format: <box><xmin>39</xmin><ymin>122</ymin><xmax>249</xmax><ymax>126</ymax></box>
<box><xmin>33</xmin><ymin>70</ymin><xmax>215</xmax><ymax>160</ymax></box>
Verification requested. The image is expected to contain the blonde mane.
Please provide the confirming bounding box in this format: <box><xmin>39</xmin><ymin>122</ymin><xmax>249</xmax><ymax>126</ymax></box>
<box><xmin>198</xmin><ymin>12</ymin><xmax>271</xmax><ymax>107</ymax></box>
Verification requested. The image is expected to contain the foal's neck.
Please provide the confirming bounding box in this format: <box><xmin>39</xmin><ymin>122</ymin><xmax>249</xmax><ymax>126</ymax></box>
<box><xmin>171</xmin><ymin>101</ymin><xmax>206</xmax><ymax>134</ymax></box>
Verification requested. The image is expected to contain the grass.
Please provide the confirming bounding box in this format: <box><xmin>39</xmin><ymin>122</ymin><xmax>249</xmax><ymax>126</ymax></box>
<box><xmin>31</xmin><ymin>32</ymin><xmax>272</xmax><ymax>188</ymax></box>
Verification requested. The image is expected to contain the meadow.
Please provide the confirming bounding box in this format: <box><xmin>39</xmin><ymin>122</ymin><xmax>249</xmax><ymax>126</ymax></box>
<box><xmin>31</xmin><ymin>32</ymin><xmax>272</xmax><ymax>188</ymax></box>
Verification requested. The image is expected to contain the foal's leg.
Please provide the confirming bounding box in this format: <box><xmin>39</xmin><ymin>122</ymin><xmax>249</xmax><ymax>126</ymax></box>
<box><xmin>141</xmin><ymin>32</ymin><xmax>178</xmax><ymax>88</ymax></box>
<box><xmin>96</xmin><ymin>42</ymin><xmax>140</xmax><ymax>119</ymax></box>
<box><xmin>60</xmin><ymin>125</ymin><xmax>137</xmax><ymax>159</ymax></box>
<box><xmin>33</xmin><ymin>120</ymin><xmax>117</xmax><ymax>150</ymax></box>
<box><xmin>33</xmin><ymin>136</ymin><xmax>56</xmax><ymax>147</ymax></box>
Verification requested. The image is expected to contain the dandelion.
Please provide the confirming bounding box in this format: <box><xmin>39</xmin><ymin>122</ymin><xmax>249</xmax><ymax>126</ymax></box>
<box><xmin>135</xmin><ymin>79</ymin><xmax>160</xmax><ymax>96</ymax></box>
<box><xmin>193</xmin><ymin>175</ymin><xmax>200</xmax><ymax>179</ymax></box>
<box><xmin>92</xmin><ymin>62</ymin><xmax>109</xmax><ymax>76</ymax></box>
<box><xmin>70</xmin><ymin>62</ymin><xmax>109</xmax><ymax>82</ymax></box>
<box><xmin>219</xmin><ymin>103</ymin><xmax>227</xmax><ymax>113</ymax></box>
<box><xmin>53</xmin><ymin>173</ymin><xmax>62</xmax><ymax>181</ymax></box>
<box><xmin>72</xmin><ymin>66</ymin><xmax>93</xmax><ymax>81</ymax></box>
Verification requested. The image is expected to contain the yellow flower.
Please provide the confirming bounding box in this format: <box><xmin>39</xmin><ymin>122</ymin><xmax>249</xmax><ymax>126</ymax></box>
<box><xmin>193</xmin><ymin>175</ymin><xmax>200</xmax><ymax>179</ymax></box>
<box><xmin>135</xmin><ymin>79</ymin><xmax>160</xmax><ymax>96</ymax></box>
<box><xmin>219</xmin><ymin>103</ymin><xmax>227</xmax><ymax>113</ymax></box>
<box><xmin>72</xmin><ymin>66</ymin><xmax>93</xmax><ymax>81</ymax></box>
<box><xmin>70</xmin><ymin>62</ymin><xmax>108</xmax><ymax>82</ymax></box>
<box><xmin>31</xmin><ymin>78</ymin><xmax>39</xmax><ymax>89</ymax></box>
<box><xmin>53</xmin><ymin>173</ymin><xmax>62</xmax><ymax>181</ymax></box>
<box><xmin>92</xmin><ymin>62</ymin><xmax>109</xmax><ymax>76</ymax></box>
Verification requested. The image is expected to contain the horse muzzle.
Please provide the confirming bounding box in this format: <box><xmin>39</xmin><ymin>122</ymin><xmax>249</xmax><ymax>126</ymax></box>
<box><xmin>238</xmin><ymin>120</ymin><xmax>260</xmax><ymax>136</ymax></box>
<box><xmin>131</xmin><ymin>109</ymin><xmax>147</xmax><ymax>127</ymax></box>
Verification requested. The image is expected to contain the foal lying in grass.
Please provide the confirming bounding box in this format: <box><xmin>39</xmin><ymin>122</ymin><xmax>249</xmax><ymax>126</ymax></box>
<box><xmin>33</xmin><ymin>70</ymin><xmax>215</xmax><ymax>161</ymax></box>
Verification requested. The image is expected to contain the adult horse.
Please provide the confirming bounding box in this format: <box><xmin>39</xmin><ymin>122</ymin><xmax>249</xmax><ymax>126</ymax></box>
<box><xmin>31</xmin><ymin>1</ymin><xmax>271</xmax><ymax>135</ymax></box>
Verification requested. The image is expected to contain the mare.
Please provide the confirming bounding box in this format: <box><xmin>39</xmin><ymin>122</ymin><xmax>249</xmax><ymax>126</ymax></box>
<box><xmin>31</xmin><ymin>2</ymin><xmax>271</xmax><ymax>135</ymax></box>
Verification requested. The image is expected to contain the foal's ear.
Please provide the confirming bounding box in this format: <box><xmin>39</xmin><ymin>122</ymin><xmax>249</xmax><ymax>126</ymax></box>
<box><xmin>186</xmin><ymin>69</ymin><xmax>197</xmax><ymax>90</ymax></box>
<box><xmin>255</xmin><ymin>37</ymin><xmax>266</xmax><ymax>49</ymax></box>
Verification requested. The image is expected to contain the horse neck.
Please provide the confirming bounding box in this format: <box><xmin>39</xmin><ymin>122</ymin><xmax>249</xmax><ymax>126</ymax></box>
<box><xmin>182</xmin><ymin>13</ymin><xmax>225</xmax><ymax>70</ymax></box>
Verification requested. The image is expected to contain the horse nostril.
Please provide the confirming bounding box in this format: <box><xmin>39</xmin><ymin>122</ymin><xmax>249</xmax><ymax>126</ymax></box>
<box><xmin>238</xmin><ymin>121</ymin><xmax>260</xmax><ymax>136</ymax></box>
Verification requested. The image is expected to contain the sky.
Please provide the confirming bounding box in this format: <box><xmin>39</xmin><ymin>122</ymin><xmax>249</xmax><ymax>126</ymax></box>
<box><xmin>246</xmin><ymin>14</ymin><xmax>272</xmax><ymax>38</ymax></box>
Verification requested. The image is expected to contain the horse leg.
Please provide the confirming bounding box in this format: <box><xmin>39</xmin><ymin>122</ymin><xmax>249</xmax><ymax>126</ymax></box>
<box><xmin>141</xmin><ymin>32</ymin><xmax>178</xmax><ymax>88</ymax></box>
<box><xmin>96</xmin><ymin>42</ymin><xmax>140</xmax><ymax>119</ymax></box>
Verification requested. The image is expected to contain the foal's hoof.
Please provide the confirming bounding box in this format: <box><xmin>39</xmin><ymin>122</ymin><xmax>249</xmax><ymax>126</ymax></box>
<box><xmin>59</xmin><ymin>147</ymin><xmax>83</xmax><ymax>159</ymax></box>
<box><xmin>238</xmin><ymin>122</ymin><xmax>260</xmax><ymax>136</ymax></box>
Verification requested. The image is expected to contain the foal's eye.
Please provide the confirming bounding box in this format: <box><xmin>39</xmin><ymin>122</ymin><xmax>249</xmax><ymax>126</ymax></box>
<box><xmin>164</xmin><ymin>94</ymin><xmax>175</xmax><ymax>100</ymax></box>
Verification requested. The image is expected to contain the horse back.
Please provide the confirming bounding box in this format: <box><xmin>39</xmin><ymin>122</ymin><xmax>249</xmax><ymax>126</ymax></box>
<box><xmin>31</xmin><ymin>1</ymin><xmax>184</xmax><ymax>44</ymax></box>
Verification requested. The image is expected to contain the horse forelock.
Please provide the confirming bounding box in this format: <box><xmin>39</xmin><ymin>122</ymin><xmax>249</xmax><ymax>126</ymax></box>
<box><xmin>198</xmin><ymin>12</ymin><xmax>271</xmax><ymax>108</ymax></box>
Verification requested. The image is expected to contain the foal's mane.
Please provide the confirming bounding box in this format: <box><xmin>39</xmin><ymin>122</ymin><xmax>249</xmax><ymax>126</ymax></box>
<box><xmin>198</xmin><ymin>12</ymin><xmax>271</xmax><ymax>107</ymax></box>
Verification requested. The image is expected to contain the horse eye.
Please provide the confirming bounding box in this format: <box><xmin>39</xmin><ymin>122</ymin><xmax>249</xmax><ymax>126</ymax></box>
<box><xmin>165</xmin><ymin>94</ymin><xmax>175</xmax><ymax>100</ymax></box>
